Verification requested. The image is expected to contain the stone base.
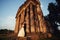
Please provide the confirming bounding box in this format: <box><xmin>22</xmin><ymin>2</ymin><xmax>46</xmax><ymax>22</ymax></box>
<box><xmin>17</xmin><ymin>33</ymin><xmax>40</xmax><ymax>40</ymax></box>
<box><xmin>17</xmin><ymin>37</ymin><xmax>26</xmax><ymax>40</ymax></box>
<box><xmin>17</xmin><ymin>32</ymin><xmax>52</xmax><ymax>40</ymax></box>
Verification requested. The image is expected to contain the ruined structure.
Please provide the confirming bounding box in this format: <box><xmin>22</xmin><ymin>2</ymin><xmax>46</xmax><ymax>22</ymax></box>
<box><xmin>14</xmin><ymin>0</ymin><xmax>52</xmax><ymax>40</ymax></box>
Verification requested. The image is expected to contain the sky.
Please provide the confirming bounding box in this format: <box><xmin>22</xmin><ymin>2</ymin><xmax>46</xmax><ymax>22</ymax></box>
<box><xmin>0</xmin><ymin>0</ymin><xmax>56</xmax><ymax>30</ymax></box>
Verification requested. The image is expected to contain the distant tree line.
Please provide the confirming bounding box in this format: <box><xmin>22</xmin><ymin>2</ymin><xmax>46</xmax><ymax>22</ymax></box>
<box><xmin>0</xmin><ymin>29</ymin><xmax>14</xmax><ymax>34</ymax></box>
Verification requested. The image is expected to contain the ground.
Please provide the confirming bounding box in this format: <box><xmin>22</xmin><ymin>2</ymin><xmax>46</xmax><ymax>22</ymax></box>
<box><xmin>0</xmin><ymin>29</ymin><xmax>60</xmax><ymax>40</ymax></box>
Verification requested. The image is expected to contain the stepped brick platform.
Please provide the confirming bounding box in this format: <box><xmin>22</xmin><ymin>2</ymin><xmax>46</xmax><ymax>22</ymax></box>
<box><xmin>17</xmin><ymin>32</ymin><xmax>52</xmax><ymax>40</ymax></box>
<box><xmin>17</xmin><ymin>33</ymin><xmax>40</xmax><ymax>40</ymax></box>
<box><xmin>17</xmin><ymin>33</ymin><xmax>47</xmax><ymax>40</ymax></box>
<box><xmin>17</xmin><ymin>37</ymin><xmax>26</xmax><ymax>40</ymax></box>
<box><xmin>17</xmin><ymin>36</ymin><xmax>39</xmax><ymax>40</ymax></box>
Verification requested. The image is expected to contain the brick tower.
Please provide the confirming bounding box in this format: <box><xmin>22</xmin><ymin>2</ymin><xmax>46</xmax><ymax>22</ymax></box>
<box><xmin>14</xmin><ymin>0</ymin><xmax>52</xmax><ymax>39</ymax></box>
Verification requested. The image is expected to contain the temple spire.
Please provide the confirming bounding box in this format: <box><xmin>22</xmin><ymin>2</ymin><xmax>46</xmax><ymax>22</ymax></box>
<box><xmin>14</xmin><ymin>0</ymin><xmax>52</xmax><ymax>39</ymax></box>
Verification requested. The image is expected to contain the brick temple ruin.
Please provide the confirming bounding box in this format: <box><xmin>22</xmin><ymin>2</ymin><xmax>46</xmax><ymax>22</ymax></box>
<box><xmin>14</xmin><ymin>0</ymin><xmax>52</xmax><ymax>40</ymax></box>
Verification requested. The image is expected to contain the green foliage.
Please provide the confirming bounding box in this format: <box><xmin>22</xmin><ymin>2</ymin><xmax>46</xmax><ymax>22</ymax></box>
<box><xmin>45</xmin><ymin>0</ymin><xmax>60</xmax><ymax>38</ymax></box>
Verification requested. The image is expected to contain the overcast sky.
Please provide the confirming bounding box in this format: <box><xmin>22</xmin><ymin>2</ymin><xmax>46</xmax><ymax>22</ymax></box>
<box><xmin>0</xmin><ymin>0</ymin><xmax>55</xmax><ymax>30</ymax></box>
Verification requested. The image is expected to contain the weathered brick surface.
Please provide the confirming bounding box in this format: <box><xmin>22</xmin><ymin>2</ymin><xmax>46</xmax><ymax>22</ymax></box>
<box><xmin>14</xmin><ymin>0</ymin><xmax>52</xmax><ymax>40</ymax></box>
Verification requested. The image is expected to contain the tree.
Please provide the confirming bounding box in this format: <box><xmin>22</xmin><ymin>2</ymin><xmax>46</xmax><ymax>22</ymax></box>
<box><xmin>45</xmin><ymin>0</ymin><xmax>60</xmax><ymax>37</ymax></box>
